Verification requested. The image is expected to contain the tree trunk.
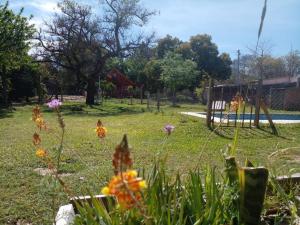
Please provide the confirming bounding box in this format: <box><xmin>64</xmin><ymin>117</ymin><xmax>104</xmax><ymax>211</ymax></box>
<box><xmin>172</xmin><ymin>89</ymin><xmax>176</xmax><ymax>106</ymax></box>
<box><xmin>130</xmin><ymin>96</ymin><xmax>133</xmax><ymax>105</ymax></box>
<box><xmin>147</xmin><ymin>92</ymin><xmax>150</xmax><ymax>110</ymax></box>
<box><xmin>140</xmin><ymin>86</ymin><xmax>143</xmax><ymax>104</ymax></box>
<box><xmin>59</xmin><ymin>79</ymin><xmax>63</xmax><ymax>102</ymax></box>
<box><xmin>1</xmin><ymin>66</ymin><xmax>9</xmax><ymax>107</ymax></box>
<box><xmin>36</xmin><ymin>74</ymin><xmax>43</xmax><ymax>104</ymax></box>
<box><xmin>86</xmin><ymin>78</ymin><xmax>96</xmax><ymax>105</ymax></box>
<box><xmin>156</xmin><ymin>89</ymin><xmax>160</xmax><ymax>111</ymax></box>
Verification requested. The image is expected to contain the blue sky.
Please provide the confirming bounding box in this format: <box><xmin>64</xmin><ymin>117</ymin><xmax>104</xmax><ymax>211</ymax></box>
<box><xmin>9</xmin><ymin>0</ymin><xmax>300</xmax><ymax>59</ymax></box>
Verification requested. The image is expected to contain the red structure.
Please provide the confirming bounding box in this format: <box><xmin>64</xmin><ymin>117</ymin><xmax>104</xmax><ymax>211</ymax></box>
<box><xmin>106</xmin><ymin>68</ymin><xmax>136</xmax><ymax>98</ymax></box>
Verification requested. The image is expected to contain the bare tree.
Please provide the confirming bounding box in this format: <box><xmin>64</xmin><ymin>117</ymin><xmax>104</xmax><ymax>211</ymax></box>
<box><xmin>101</xmin><ymin>0</ymin><xmax>156</xmax><ymax>58</ymax></box>
<box><xmin>36</xmin><ymin>0</ymin><xmax>112</xmax><ymax>104</ymax></box>
<box><xmin>36</xmin><ymin>0</ymin><xmax>156</xmax><ymax>105</ymax></box>
<box><xmin>284</xmin><ymin>49</ymin><xmax>300</xmax><ymax>77</ymax></box>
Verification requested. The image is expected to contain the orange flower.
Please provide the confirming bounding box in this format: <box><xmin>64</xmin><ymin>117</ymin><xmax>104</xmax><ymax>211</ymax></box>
<box><xmin>112</xmin><ymin>135</ymin><xmax>132</xmax><ymax>175</ymax></box>
<box><xmin>230</xmin><ymin>100</ymin><xmax>239</xmax><ymax>111</ymax></box>
<box><xmin>32</xmin><ymin>106</ymin><xmax>41</xmax><ymax>121</ymax></box>
<box><xmin>230</xmin><ymin>94</ymin><xmax>244</xmax><ymax>111</ymax></box>
<box><xmin>33</xmin><ymin>133</ymin><xmax>41</xmax><ymax>146</ymax></box>
<box><xmin>101</xmin><ymin>170</ymin><xmax>147</xmax><ymax>209</ymax></box>
<box><xmin>95</xmin><ymin>126</ymin><xmax>107</xmax><ymax>138</ymax></box>
<box><xmin>35</xmin><ymin>116</ymin><xmax>47</xmax><ymax>130</ymax></box>
<box><xmin>32</xmin><ymin>106</ymin><xmax>46</xmax><ymax>130</ymax></box>
<box><xmin>95</xmin><ymin>120</ymin><xmax>107</xmax><ymax>138</ymax></box>
<box><xmin>36</xmin><ymin>148</ymin><xmax>47</xmax><ymax>158</ymax></box>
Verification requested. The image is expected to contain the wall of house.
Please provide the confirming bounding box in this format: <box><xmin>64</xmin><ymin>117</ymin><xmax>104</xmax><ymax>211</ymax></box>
<box><xmin>284</xmin><ymin>87</ymin><xmax>300</xmax><ymax>111</ymax></box>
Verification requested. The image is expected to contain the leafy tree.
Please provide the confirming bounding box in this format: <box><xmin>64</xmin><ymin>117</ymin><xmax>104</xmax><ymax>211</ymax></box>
<box><xmin>214</xmin><ymin>53</ymin><xmax>232</xmax><ymax>80</ymax></box>
<box><xmin>144</xmin><ymin>59</ymin><xmax>163</xmax><ymax>92</ymax></box>
<box><xmin>176</xmin><ymin>42</ymin><xmax>193</xmax><ymax>60</ymax></box>
<box><xmin>144</xmin><ymin>59</ymin><xmax>163</xmax><ymax>109</ymax></box>
<box><xmin>161</xmin><ymin>53</ymin><xmax>199</xmax><ymax>106</ymax></box>
<box><xmin>123</xmin><ymin>43</ymin><xmax>154</xmax><ymax>85</ymax></box>
<box><xmin>189</xmin><ymin>34</ymin><xmax>231</xmax><ymax>81</ymax></box>
<box><xmin>0</xmin><ymin>1</ymin><xmax>35</xmax><ymax>107</ymax></box>
<box><xmin>156</xmin><ymin>35</ymin><xmax>181</xmax><ymax>59</ymax></box>
<box><xmin>9</xmin><ymin>64</ymin><xmax>38</xmax><ymax>102</ymax></box>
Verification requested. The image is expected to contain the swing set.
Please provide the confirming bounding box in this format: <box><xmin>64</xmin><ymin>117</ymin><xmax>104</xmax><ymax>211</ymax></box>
<box><xmin>206</xmin><ymin>78</ymin><xmax>278</xmax><ymax>135</ymax></box>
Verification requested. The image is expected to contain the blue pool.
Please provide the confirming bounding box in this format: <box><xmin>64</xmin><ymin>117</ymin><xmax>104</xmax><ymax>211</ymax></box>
<box><xmin>204</xmin><ymin>113</ymin><xmax>300</xmax><ymax>121</ymax></box>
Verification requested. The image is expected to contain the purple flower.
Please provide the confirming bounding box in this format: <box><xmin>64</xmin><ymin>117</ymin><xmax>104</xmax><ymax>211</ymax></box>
<box><xmin>47</xmin><ymin>99</ymin><xmax>62</xmax><ymax>109</ymax></box>
<box><xmin>164</xmin><ymin>124</ymin><xmax>175</xmax><ymax>135</ymax></box>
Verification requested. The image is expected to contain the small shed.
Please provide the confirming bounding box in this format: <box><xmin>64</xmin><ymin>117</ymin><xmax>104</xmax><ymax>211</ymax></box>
<box><xmin>106</xmin><ymin>68</ymin><xmax>136</xmax><ymax>98</ymax></box>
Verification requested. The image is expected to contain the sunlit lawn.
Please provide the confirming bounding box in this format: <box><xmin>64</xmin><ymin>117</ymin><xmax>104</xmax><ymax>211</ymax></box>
<box><xmin>0</xmin><ymin>99</ymin><xmax>299</xmax><ymax>224</ymax></box>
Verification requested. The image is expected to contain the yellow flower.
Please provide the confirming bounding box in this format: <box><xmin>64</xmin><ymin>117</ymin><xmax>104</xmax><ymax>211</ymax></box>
<box><xmin>138</xmin><ymin>180</ymin><xmax>147</xmax><ymax>189</ymax></box>
<box><xmin>127</xmin><ymin>170</ymin><xmax>137</xmax><ymax>177</ymax></box>
<box><xmin>35</xmin><ymin>116</ymin><xmax>46</xmax><ymax>130</ymax></box>
<box><xmin>95</xmin><ymin>125</ymin><xmax>107</xmax><ymax>138</ymax></box>
<box><xmin>101</xmin><ymin>186</ymin><xmax>110</xmax><ymax>195</ymax></box>
<box><xmin>32</xmin><ymin>106</ymin><xmax>47</xmax><ymax>130</ymax></box>
<box><xmin>36</xmin><ymin>148</ymin><xmax>47</xmax><ymax>158</ymax></box>
<box><xmin>101</xmin><ymin>170</ymin><xmax>146</xmax><ymax>209</ymax></box>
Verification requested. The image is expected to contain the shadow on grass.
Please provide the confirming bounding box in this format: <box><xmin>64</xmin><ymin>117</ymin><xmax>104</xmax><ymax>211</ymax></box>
<box><xmin>0</xmin><ymin>108</ymin><xmax>13</xmax><ymax>119</ymax></box>
<box><xmin>211</xmin><ymin>125</ymin><xmax>290</xmax><ymax>140</ymax></box>
<box><xmin>49</xmin><ymin>103</ymin><xmax>147</xmax><ymax>117</ymax></box>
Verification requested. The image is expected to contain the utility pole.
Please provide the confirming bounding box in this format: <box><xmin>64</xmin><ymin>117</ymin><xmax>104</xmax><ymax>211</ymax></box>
<box><xmin>237</xmin><ymin>49</ymin><xmax>241</xmax><ymax>92</ymax></box>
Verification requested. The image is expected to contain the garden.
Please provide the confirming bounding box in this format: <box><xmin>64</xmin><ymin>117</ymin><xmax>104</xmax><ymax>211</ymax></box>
<box><xmin>0</xmin><ymin>98</ymin><xmax>300</xmax><ymax>224</ymax></box>
<box><xmin>1</xmin><ymin>0</ymin><xmax>300</xmax><ymax>224</ymax></box>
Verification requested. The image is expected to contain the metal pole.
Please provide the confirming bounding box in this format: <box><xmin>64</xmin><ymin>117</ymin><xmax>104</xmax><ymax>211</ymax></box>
<box><xmin>206</xmin><ymin>77</ymin><xmax>213</xmax><ymax>128</ymax></box>
<box><xmin>237</xmin><ymin>49</ymin><xmax>241</xmax><ymax>93</ymax></box>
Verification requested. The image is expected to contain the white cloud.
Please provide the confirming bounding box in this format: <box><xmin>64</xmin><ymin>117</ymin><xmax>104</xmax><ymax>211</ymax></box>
<box><xmin>29</xmin><ymin>1</ymin><xmax>59</xmax><ymax>13</ymax></box>
<box><xmin>10</xmin><ymin>0</ymin><xmax>59</xmax><ymax>13</ymax></box>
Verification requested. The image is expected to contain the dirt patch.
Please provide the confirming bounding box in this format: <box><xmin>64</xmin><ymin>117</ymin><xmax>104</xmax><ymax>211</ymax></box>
<box><xmin>33</xmin><ymin>168</ymin><xmax>73</xmax><ymax>177</ymax></box>
<box><xmin>16</xmin><ymin>219</ymin><xmax>32</xmax><ymax>225</ymax></box>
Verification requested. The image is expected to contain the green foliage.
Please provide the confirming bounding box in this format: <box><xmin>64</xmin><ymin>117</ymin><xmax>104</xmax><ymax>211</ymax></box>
<box><xmin>74</xmin><ymin>162</ymin><xmax>234</xmax><ymax>225</ymax></box>
<box><xmin>0</xmin><ymin>1</ymin><xmax>35</xmax><ymax>68</ymax></box>
<box><xmin>1</xmin><ymin>101</ymin><xmax>299</xmax><ymax>224</ymax></box>
<box><xmin>144</xmin><ymin>59</ymin><xmax>163</xmax><ymax>92</ymax></box>
<box><xmin>0</xmin><ymin>1</ymin><xmax>35</xmax><ymax>106</ymax></box>
<box><xmin>156</xmin><ymin>35</ymin><xmax>181</xmax><ymax>59</ymax></box>
<box><xmin>9</xmin><ymin>64</ymin><xmax>38</xmax><ymax>101</ymax></box>
<box><xmin>100</xmin><ymin>80</ymin><xmax>116</xmax><ymax>98</ymax></box>
<box><xmin>161</xmin><ymin>53</ymin><xmax>199</xmax><ymax>93</ymax></box>
<box><xmin>189</xmin><ymin>34</ymin><xmax>232</xmax><ymax>81</ymax></box>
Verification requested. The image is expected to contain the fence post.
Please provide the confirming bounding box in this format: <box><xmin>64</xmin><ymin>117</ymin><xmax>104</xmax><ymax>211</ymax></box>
<box><xmin>254</xmin><ymin>79</ymin><xmax>262</xmax><ymax>127</ymax></box>
<box><xmin>206</xmin><ymin>77</ymin><xmax>213</xmax><ymax>128</ymax></box>
<box><xmin>146</xmin><ymin>91</ymin><xmax>150</xmax><ymax>110</ymax></box>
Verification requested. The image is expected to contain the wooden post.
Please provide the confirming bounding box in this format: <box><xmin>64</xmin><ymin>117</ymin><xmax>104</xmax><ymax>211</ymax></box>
<box><xmin>146</xmin><ymin>91</ymin><xmax>150</xmax><ymax>110</ymax></box>
<box><xmin>254</xmin><ymin>79</ymin><xmax>262</xmax><ymax>127</ymax></box>
<box><xmin>260</xmin><ymin>100</ymin><xmax>278</xmax><ymax>135</ymax></box>
<box><xmin>140</xmin><ymin>85</ymin><xmax>144</xmax><ymax>104</ymax></box>
<box><xmin>206</xmin><ymin>77</ymin><xmax>213</xmax><ymax>128</ymax></box>
<box><xmin>156</xmin><ymin>89</ymin><xmax>160</xmax><ymax>111</ymax></box>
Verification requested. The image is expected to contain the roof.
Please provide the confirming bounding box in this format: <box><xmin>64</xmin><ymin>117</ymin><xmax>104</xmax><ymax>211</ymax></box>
<box><xmin>262</xmin><ymin>76</ymin><xmax>299</xmax><ymax>86</ymax></box>
<box><xmin>213</xmin><ymin>75</ymin><xmax>300</xmax><ymax>88</ymax></box>
<box><xmin>107</xmin><ymin>68</ymin><xmax>136</xmax><ymax>87</ymax></box>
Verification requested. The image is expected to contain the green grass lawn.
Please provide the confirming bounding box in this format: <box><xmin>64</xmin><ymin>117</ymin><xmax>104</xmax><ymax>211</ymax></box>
<box><xmin>0</xmin><ymin>99</ymin><xmax>300</xmax><ymax>224</ymax></box>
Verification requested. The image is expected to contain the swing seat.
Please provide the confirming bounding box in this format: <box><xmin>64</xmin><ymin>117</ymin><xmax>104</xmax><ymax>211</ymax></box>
<box><xmin>212</xmin><ymin>101</ymin><xmax>226</xmax><ymax>111</ymax></box>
